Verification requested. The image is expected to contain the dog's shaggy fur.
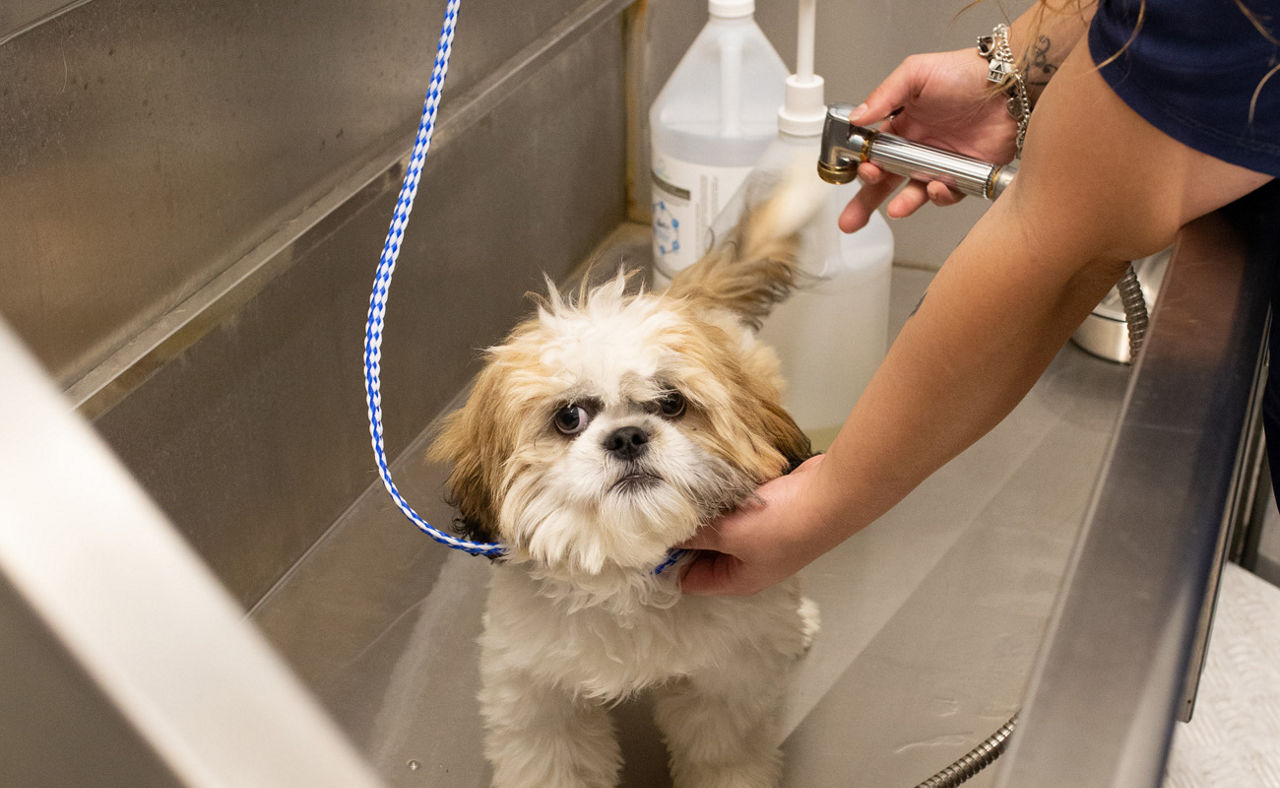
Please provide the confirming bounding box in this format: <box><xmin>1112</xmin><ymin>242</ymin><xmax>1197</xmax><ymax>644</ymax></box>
<box><xmin>429</xmin><ymin>172</ymin><xmax>824</xmax><ymax>787</ymax></box>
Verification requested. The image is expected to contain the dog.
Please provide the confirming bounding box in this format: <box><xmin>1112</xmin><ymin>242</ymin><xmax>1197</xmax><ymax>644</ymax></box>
<box><xmin>429</xmin><ymin>168</ymin><xmax>824</xmax><ymax>787</ymax></box>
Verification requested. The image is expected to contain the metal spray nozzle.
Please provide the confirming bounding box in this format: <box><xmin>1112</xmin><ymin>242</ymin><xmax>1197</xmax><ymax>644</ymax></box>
<box><xmin>816</xmin><ymin>103</ymin><xmax>1017</xmax><ymax>200</ymax></box>
<box><xmin>817</xmin><ymin>104</ymin><xmax>867</xmax><ymax>185</ymax></box>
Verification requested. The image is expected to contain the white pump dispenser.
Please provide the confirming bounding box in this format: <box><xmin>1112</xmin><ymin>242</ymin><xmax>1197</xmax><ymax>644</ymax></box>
<box><xmin>649</xmin><ymin>0</ymin><xmax>787</xmax><ymax>285</ymax></box>
<box><xmin>715</xmin><ymin>0</ymin><xmax>895</xmax><ymax>446</ymax></box>
<box><xmin>775</xmin><ymin>0</ymin><xmax>826</xmax><ymax>137</ymax></box>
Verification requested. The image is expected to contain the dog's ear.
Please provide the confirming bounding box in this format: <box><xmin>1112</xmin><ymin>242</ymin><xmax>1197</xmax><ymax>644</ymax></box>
<box><xmin>427</xmin><ymin>371</ymin><xmax>506</xmax><ymax>545</ymax></box>
<box><xmin>686</xmin><ymin>332</ymin><xmax>816</xmax><ymax>481</ymax></box>
<box><xmin>756</xmin><ymin>392</ymin><xmax>816</xmax><ymax>475</ymax></box>
<box><xmin>665</xmin><ymin>159</ymin><xmax>825</xmax><ymax>330</ymax></box>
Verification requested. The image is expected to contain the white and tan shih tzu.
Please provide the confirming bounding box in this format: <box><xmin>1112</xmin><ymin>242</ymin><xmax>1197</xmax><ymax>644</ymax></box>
<box><xmin>429</xmin><ymin>170</ymin><xmax>824</xmax><ymax>788</ymax></box>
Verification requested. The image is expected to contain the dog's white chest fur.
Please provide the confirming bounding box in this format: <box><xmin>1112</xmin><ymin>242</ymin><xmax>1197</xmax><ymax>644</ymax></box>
<box><xmin>482</xmin><ymin>565</ymin><xmax>814</xmax><ymax>701</ymax></box>
<box><xmin>477</xmin><ymin>564</ymin><xmax>818</xmax><ymax>788</ymax></box>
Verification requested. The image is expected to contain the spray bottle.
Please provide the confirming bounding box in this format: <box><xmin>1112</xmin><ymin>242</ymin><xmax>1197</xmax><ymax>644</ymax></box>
<box><xmin>713</xmin><ymin>0</ymin><xmax>894</xmax><ymax>447</ymax></box>
<box><xmin>649</xmin><ymin>0</ymin><xmax>787</xmax><ymax>286</ymax></box>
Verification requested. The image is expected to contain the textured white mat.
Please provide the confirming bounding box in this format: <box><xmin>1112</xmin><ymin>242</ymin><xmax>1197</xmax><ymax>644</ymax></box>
<box><xmin>1164</xmin><ymin>563</ymin><xmax>1280</xmax><ymax>787</ymax></box>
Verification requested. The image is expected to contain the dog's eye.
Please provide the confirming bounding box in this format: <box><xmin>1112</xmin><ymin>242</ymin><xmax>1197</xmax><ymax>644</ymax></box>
<box><xmin>553</xmin><ymin>404</ymin><xmax>591</xmax><ymax>435</ymax></box>
<box><xmin>656</xmin><ymin>390</ymin><xmax>686</xmax><ymax>418</ymax></box>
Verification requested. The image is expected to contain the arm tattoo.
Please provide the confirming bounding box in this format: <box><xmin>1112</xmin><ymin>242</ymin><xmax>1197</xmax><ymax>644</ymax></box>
<box><xmin>1025</xmin><ymin>35</ymin><xmax>1058</xmax><ymax>88</ymax></box>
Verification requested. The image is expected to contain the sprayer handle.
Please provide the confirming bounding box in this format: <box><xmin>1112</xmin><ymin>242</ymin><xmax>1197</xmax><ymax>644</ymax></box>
<box><xmin>864</xmin><ymin>129</ymin><xmax>1017</xmax><ymax>200</ymax></box>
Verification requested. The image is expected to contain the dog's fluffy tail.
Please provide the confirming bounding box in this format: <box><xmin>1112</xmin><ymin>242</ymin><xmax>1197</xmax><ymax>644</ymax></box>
<box><xmin>664</xmin><ymin>155</ymin><xmax>826</xmax><ymax>330</ymax></box>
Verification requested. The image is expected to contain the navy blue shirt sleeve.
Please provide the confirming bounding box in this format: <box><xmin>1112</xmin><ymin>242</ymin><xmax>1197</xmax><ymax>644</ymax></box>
<box><xmin>1089</xmin><ymin>0</ymin><xmax>1280</xmax><ymax>176</ymax></box>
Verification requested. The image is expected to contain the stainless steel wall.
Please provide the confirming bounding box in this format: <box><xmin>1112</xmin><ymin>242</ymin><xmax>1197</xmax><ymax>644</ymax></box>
<box><xmin>2</xmin><ymin>0</ymin><xmax>630</xmax><ymax>607</ymax></box>
<box><xmin>2</xmin><ymin>0</ymin><xmax>1018</xmax><ymax>608</ymax></box>
<box><xmin>0</xmin><ymin>0</ymin><xmax>85</xmax><ymax>45</ymax></box>
<box><xmin>2</xmin><ymin>0</ymin><xmax>609</xmax><ymax>387</ymax></box>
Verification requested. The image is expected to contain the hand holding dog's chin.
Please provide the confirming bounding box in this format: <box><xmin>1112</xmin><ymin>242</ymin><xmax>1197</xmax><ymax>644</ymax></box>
<box><xmin>679</xmin><ymin>455</ymin><xmax>837</xmax><ymax>596</ymax></box>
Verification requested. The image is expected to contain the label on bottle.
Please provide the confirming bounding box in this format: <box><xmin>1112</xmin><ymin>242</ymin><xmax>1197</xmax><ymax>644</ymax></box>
<box><xmin>651</xmin><ymin>153</ymin><xmax>754</xmax><ymax>278</ymax></box>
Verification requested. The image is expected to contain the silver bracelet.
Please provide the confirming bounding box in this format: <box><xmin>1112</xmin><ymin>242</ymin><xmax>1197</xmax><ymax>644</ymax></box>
<box><xmin>977</xmin><ymin>23</ymin><xmax>1031</xmax><ymax>156</ymax></box>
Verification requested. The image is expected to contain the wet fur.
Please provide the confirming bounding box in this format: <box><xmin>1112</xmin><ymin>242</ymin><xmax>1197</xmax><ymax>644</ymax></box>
<box><xmin>429</xmin><ymin>172</ymin><xmax>824</xmax><ymax>787</ymax></box>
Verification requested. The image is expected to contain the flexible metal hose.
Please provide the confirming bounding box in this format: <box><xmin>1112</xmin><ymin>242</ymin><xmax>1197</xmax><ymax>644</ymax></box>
<box><xmin>914</xmin><ymin>713</ymin><xmax>1019</xmax><ymax>788</ymax></box>
<box><xmin>1115</xmin><ymin>262</ymin><xmax>1149</xmax><ymax>359</ymax></box>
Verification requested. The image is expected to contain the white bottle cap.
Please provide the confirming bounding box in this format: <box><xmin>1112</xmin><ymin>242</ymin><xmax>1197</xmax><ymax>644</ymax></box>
<box><xmin>777</xmin><ymin>73</ymin><xmax>826</xmax><ymax>137</ymax></box>
<box><xmin>709</xmin><ymin>0</ymin><xmax>754</xmax><ymax>18</ymax></box>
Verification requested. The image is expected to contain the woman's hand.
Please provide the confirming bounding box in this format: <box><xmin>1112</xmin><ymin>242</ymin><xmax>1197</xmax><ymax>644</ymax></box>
<box><xmin>679</xmin><ymin>455</ymin><xmax>839</xmax><ymax>596</ymax></box>
<box><xmin>841</xmin><ymin>48</ymin><xmax>1019</xmax><ymax>233</ymax></box>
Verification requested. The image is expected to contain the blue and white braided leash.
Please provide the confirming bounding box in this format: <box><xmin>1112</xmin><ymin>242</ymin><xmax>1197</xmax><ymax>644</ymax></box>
<box><xmin>364</xmin><ymin>0</ymin><xmax>502</xmax><ymax>559</ymax></box>
<box><xmin>363</xmin><ymin>0</ymin><xmax>683</xmax><ymax>573</ymax></box>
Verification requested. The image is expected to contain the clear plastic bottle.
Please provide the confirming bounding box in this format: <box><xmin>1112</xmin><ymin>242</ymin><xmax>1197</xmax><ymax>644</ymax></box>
<box><xmin>709</xmin><ymin>0</ymin><xmax>894</xmax><ymax>447</ymax></box>
<box><xmin>711</xmin><ymin>139</ymin><xmax>894</xmax><ymax>447</ymax></box>
<box><xmin>760</xmin><ymin>172</ymin><xmax>893</xmax><ymax>449</ymax></box>
<box><xmin>649</xmin><ymin>0</ymin><xmax>787</xmax><ymax>285</ymax></box>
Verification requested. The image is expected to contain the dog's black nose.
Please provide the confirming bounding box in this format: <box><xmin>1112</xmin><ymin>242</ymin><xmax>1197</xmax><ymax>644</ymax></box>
<box><xmin>603</xmin><ymin>425</ymin><xmax>649</xmax><ymax>460</ymax></box>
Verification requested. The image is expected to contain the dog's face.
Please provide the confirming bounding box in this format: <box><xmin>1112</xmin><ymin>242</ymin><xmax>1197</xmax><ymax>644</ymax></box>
<box><xmin>429</xmin><ymin>275</ymin><xmax>810</xmax><ymax>575</ymax></box>
<box><xmin>431</xmin><ymin>166</ymin><xmax>822</xmax><ymax>576</ymax></box>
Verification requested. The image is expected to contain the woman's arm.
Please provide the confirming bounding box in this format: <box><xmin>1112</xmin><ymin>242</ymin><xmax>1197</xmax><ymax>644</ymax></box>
<box><xmin>681</xmin><ymin>41</ymin><xmax>1272</xmax><ymax>596</ymax></box>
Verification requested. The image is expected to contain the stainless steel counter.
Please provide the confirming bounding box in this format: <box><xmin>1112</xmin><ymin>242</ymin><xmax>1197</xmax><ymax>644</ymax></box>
<box><xmin>997</xmin><ymin>192</ymin><xmax>1278</xmax><ymax>787</ymax></box>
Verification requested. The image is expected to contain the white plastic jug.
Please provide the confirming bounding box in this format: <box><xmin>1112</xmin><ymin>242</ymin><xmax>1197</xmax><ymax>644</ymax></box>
<box><xmin>649</xmin><ymin>0</ymin><xmax>787</xmax><ymax>285</ymax></box>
